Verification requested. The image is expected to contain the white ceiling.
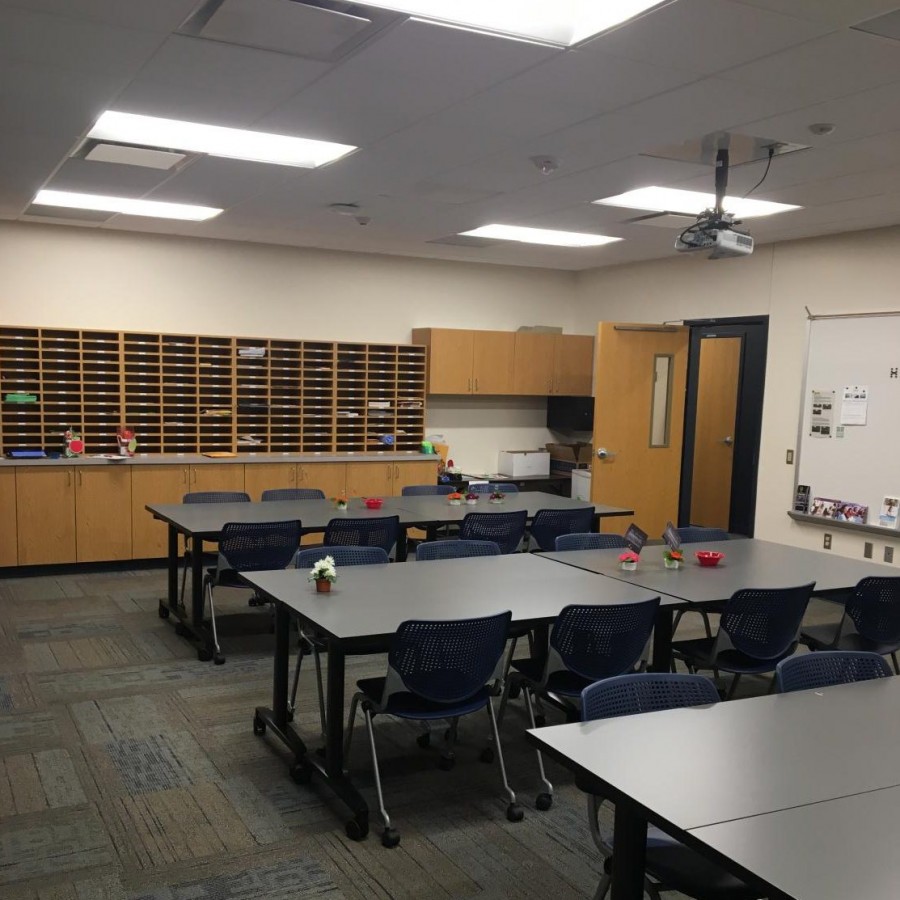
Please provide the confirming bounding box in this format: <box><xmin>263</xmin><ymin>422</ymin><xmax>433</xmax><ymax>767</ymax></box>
<box><xmin>3</xmin><ymin>0</ymin><xmax>900</xmax><ymax>270</ymax></box>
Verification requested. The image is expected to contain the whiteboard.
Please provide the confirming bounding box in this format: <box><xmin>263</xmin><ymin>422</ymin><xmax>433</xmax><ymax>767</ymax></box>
<box><xmin>797</xmin><ymin>314</ymin><xmax>900</xmax><ymax>527</ymax></box>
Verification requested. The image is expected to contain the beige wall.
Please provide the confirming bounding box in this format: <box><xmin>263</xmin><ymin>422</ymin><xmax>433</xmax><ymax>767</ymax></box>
<box><xmin>574</xmin><ymin>225</ymin><xmax>900</xmax><ymax>558</ymax></box>
<box><xmin>0</xmin><ymin>221</ymin><xmax>577</xmax><ymax>473</ymax></box>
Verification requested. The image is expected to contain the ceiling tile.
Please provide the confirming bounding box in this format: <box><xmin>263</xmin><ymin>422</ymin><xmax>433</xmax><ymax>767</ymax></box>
<box><xmin>0</xmin><ymin>0</ymin><xmax>200</xmax><ymax>32</ymax></box>
<box><xmin>731</xmin><ymin>0</ymin><xmax>900</xmax><ymax>27</ymax></box>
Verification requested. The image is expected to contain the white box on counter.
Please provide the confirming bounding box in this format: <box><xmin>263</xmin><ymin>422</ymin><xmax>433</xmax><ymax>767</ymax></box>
<box><xmin>497</xmin><ymin>449</ymin><xmax>550</xmax><ymax>477</ymax></box>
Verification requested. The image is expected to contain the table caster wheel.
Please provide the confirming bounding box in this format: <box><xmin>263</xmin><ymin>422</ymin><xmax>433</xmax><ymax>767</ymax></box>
<box><xmin>381</xmin><ymin>828</ymin><xmax>400</xmax><ymax>849</ymax></box>
<box><xmin>536</xmin><ymin>793</ymin><xmax>553</xmax><ymax>811</ymax></box>
<box><xmin>253</xmin><ymin>715</ymin><xmax>266</xmax><ymax>736</ymax></box>
<box><xmin>286</xmin><ymin>708</ymin><xmax>294</xmax><ymax>723</ymax></box>
<box><xmin>345</xmin><ymin>816</ymin><xmax>369</xmax><ymax>842</ymax></box>
<box><xmin>175</xmin><ymin>623</ymin><xmax>189</xmax><ymax>637</ymax></box>
<box><xmin>438</xmin><ymin>753</ymin><xmax>455</xmax><ymax>771</ymax></box>
<box><xmin>213</xmin><ymin>653</ymin><xmax>225</xmax><ymax>665</ymax></box>
<box><xmin>479</xmin><ymin>747</ymin><xmax>495</xmax><ymax>764</ymax></box>
<box><xmin>289</xmin><ymin>762</ymin><xmax>311</xmax><ymax>785</ymax></box>
<box><xmin>416</xmin><ymin>732</ymin><xmax>430</xmax><ymax>749</ymax></box>
<box><xmin>198</xmin><ymin>647</ymin><xmax>213</xmax><ymax>662</ymax></box>
<box><xmin>506</xmin><ymin>803</ymin><xmax>524</xmax><ymax>822</ymax></box>
<box><xmin>158</xmin><ymin>603</ymin><xmax>170</xmax><ymax>619</ymax></box>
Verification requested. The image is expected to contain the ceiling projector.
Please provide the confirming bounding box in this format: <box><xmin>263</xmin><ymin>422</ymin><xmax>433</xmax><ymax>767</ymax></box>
<box><xmin>674</xmin><ymin>148</ymin><xmax>754</xmax><ymax>259</ymax></box>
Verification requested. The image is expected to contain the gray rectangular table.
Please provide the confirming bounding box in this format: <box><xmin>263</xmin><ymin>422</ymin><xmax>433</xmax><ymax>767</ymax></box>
<box><xmin>241</xmin><ymin>552</ymin><xmax>665</xmax><ymax>842</ymax></box>
<box><xmin>527</xmin><ymin>676</ymin><xmax>900</xmax><ymax>899</ymax></box>
<box><xmin>539</xmin><ymin>539</ymin><xmax>899</xmax><ymax>669</ymax></box>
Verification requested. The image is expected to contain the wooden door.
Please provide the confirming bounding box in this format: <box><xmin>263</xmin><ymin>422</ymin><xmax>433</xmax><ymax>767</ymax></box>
<box><xmin>512</xmin><ymin>332</ymin><xmax>556</xmax><ymax>395</ymax></box>
<box><xmin>591</xmin><ymin>323</ymin><xmax>689</xmax><ymax>538</ymax></box>
<box><xmin>16</xmin><ymin>466</ymin><xmax>76</xmax><ymax>565</ymax></box>
<box><xmin>75</xmin><ymin>466</ymin><xmax>132</xmax><ymax>562</ymax></box>
<box><xmin>392</xmin><ymin>460</ymin><xmax>440</xmax><ymax>496</ymax></box>
<box><xmin>345</xmin><ymin>461</ymin><xmax>393</xmax><ymax>498</ymax></box>
<box><xmin>131</xmin><ymin>464</ymin><xmax>190</xmax><ymax>558</ymax></box>
<box><xmin>0</xmin><ymin>468</ymin><xmax>17</xmax><ymax>566</ymax></box>
<box><xmin>689</xmin><ymin>337</ymin><xmax>741</xmax><ymax>529</ymax></box>
<box><xmin>298</xmin><ymin>462</ymin><xmax>346</xmax><ymax>499</ymax></box>
<box><xmin>415</xmin><ymin>329</ymin><xmax>473</xmax><ymax>394</ymax></box>
<box><xmin>244</xmin><ymin>463</ymin><xmax>296</xmax><ymax>500</ymax></box>
<box><xmin>554</xmin><ymin>335</ymin><xmax>594</xmax><ymax>395</ymax></box>
<box><xmin>189</xmin><ymin>463</ymin><xmax>245</xmax><ymax>493</ymax></box>
<box><xmin>473</xmin><ymin>331</ymin><xmax>515</xmax><ymax>394</ymax></box>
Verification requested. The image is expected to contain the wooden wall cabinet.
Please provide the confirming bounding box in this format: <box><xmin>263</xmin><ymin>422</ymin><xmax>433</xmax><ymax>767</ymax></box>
<box><xmin>75</xmin><ymin>466</ymin><xmax>132</xmax><ymax>562</ymax></box>
<box><xmin>0</xmin><ymin>468</ymin><xmax>17</xmax><ymax>566</ymax></box>
<box><xmin>298</xmin><ymin>462</ymin><xmax>347</xmax><ymax>498</ymax></box>
<box><xmin>132</xmin><ymin>464</ymin><xmax>190</xmax><ymax>558</ymax></box>
<box><xmin>243</xmin><ymin>462</ymin><xmax>296</xmax><ymax>499</ymax></box>
<box><xmin>188</xmin><ymin>463</ymin><xmax>245</xmax><ymax>493</ymax></box>
<box><xmin>392</xmin><ymin>460</ymin><xmax>440</xmax><ymax>494</ymax></box>
<box><xmin>16</xmin><ymin>467</ymin><xmax>76</xmax><ymax>565</ymax></box>
<box><xmin>512</xmin><ymin>333</ymin><xmax>594</xmax><ymax>396</ymax></box>
<box><xmin>412</xmin><ymin>329</ymin><xmax>515</xmax><ymax>395</ymax></box>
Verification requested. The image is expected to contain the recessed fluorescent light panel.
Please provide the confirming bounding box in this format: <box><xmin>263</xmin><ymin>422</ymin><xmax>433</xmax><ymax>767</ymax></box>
<box><xmin>460</xmin><ymin>224</ymin><xmax>621</xmax><ymax>247</ymax></box>
<box><xmin>594</xmin><ymin>186</ymin><xmax>800</xmax><ymax>218</ymax></box>
<box><xmin>88</xmin><ymin>111</ymin><xmax>356</xmax><ymax>168</ymax></box>
<box><xmin>33</xmin><ymin>190</ymin><xmax>222</xmax><ymax>221</ymax></box>
<box><xmin>353</xmin><ymin>1</ymin><xmax>671</xmax><ymax>46</ymax></box>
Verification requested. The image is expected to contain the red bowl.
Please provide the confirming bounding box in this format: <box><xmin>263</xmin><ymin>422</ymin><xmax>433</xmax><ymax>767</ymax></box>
<box><xmin>364</xmin><ymin>497</ymin><xmax>384</xmax><ymax>510</ymax></box>
<box><xmin>695</xmin><ymin>550</ymin><xmax>725</xmax><ymax>567</ymax></box>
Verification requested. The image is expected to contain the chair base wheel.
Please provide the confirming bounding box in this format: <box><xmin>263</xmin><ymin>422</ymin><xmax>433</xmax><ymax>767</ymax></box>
<box><xmin>286</xmin><ymin>707</ymin><xmax>294</xmax><ymax>723</ymax></box>
<box><xmin>158</xmin><ymin>603</ymin><xmax>170</xmax><ymax>619</ymax></box>
<box><xmin>506</xmin><ymin>803</ymin><xmax>524</xmax><ymax>823</ymax></box>
<box><xmin>479</xmin><ymin>747</ymin><xmax>495</xmax><ymax>764</ymax></box>
<box><xmin>438</xmin><ymin>753</ymin><xmax>455</xmax><ymax>771</ymax></box>
<box><xmin>213</xmin><ymin>653</ymin><xmax>225</xmax><ymax>665</ymax></box>
<box><xmin>175</xmin><ymin>623</ymin><xmax>189</xmax><ymax>637</ymax></box>
<box><xmin>381</xmin><ymin>827</ymin><xmax>401</xmax><ymax>849</ymax></box>
<box><xmin>535</xmin><ymin>792</ymin><xmax>553</xmax><ymax>811</ymax></box>
<box><xmin>345</xmin><ymin>816</ymin><xmax>369</xmax><ymax>842</ymax></box>
<box><xmin>289</xmin><ymin>762</ymin><xmax>311</xmax><ymax>785</ymax></box>
<box><xmin>416</xmin><ymin>732</ymin><xmax>430</xmax><ymax>749</ymax></box>
<box><xmin>534</xmin><ymin>715</ymin><xmax>546</xmax><ymax>728</ymax></box>
<box><xmin>248</xmin><ymin>595</ymin><xmax>266</xmax><ymax>607</ymax></box>
<box><xmin>198</xmin><ymin>647</ymin><xmax>213</xmax><ymax>662</ymax></box>
<box><xmin>507</xmin><ymin>683</ymin><xmax>522</xmax><ymax>700</ymax></box>
<box><xmin>252</xmin><ymin>715</ymin><xmax>266</xmax><ymax>736</ymax></box>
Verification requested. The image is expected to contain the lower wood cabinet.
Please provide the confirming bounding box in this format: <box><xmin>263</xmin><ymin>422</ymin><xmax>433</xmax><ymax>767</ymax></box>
<box><xmin>393</xmin><ymin>460</ymin><xmax>439</xmax><ymax>494</ymax></box>
<box><xmin>346</xmin><ymin>462</ymin><xmax>394</xmax><ymax>498</ymax></box>
<box><xmin>243</xmin><ymin>463</ymin><xmax>296</xmax><ymax>499</ymax></box>
<box><xmin>75</xmin><ymin>466</ymin><xmax>132</xmax><ymax>562</ymax></box>
<box><xmin>298</xmin><ymin>462</ymin><xmax>347</xmax><ymax>499</ymax></box>
<box><xmin>16</xmin><ymin>467</ymin><xmax>76</xmax><ymax>565</ymax></box>
<box><xmin>0</xmin><ymin>469</ymin><xmax>17</xmax><ymax>567</ymax></box>
<box><xmin>189</xmin><ymin>463</ymin><xmax>245</xmax><ymax>493</ymax></box>
<box><xmin>131</xmin><ymin>464</ymin><xmax>190</xmax><ymax>558</ymax></box>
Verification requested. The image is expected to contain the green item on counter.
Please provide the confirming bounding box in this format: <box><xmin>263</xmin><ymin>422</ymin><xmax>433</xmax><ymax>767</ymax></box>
<box><xmin>421</xmin><ymin>440</ymin><xmax>434</xmax><ymax>454</ymax></box>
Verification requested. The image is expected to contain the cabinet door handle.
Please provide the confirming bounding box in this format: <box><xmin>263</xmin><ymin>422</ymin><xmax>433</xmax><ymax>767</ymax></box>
<box><xmin>295</xmin><ymin>466</ymin><xmax>301</xmax><ymax>484</ymax></box>
<box><xmin>182</xmin><ymin>467</ymin><xmax>187</xmax><ymax>484</ymax></box>
<box><xmin>467</xmin><ymin>377</ymin><xmax>471</xmax><ymax>392</ymax></box>
<box><xmin>66</xmin><ymin>469</ymin><xmax>72</xmax><ymax>487</ymax></box>
<box><xmin>77</xmin><ymin>469</ymin><xmax>82</xmax><ymax>486</ymax></box>
<box><xmin>191</xmin><ymin>469</ymin><xmax>196</xmax><ymax>484</ymax></box>
<box><xmin>475</xmin><ymin>378</ymin><xmax>479</xmax><ymax>392</ymax></box>
<box><xmin>395</xmin><ymin>465</ymin><xmax>399</xmax><ymax>479</ymax></box>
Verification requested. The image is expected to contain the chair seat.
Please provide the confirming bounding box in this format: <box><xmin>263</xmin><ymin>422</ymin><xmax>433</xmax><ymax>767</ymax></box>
<box><xmin>511</xmin><ymin>657</ymin><xmax>593</xmax><ymax>698</ymax></box>
<box><xmin>802</xmin><ymin>624</ymin><xmax>900</xmax><ymax>655</ymax></box>
<box><xmin>645</xmin><ymin>835</ymin><xmax>758</xmax><ymax>900</ymax></box>
<box><xmin>672</xmin><ymin>637</ymin><xmax>792</xmax><ymax>674</ymax></box>
<box><xmin>356</xmin><ymin>676</ymin><xmax>492</xmax><ymax>719</ymax></box>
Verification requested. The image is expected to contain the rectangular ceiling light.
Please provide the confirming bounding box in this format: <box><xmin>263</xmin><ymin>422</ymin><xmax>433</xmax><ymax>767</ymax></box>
<box><xmin>594</xmin><ymin>186</ymin><xmax>800</xmax><ymax>218</ymax></box>
<box><xmin>88</xmin><ymin>111</ymin><xmax>357</xmax><ymax>168</ymax></box>
<box><xmin>33</xmin><ymin>189</ymin><xmax>223</xmax><ymax>221</ymax></box>
<box><xmin>353</xmin><ymin>1</ymin><xmax>671</xmax><ymax>46</ymax></box>
<box><xmin>460</xmin><ymin>224</ymin><xmax>621</xmax><ymax>247</ymax></box>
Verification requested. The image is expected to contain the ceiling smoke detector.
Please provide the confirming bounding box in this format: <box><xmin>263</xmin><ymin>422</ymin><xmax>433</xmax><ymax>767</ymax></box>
<box><xmin>530</xmin><ymin>156</ymin><xmax>559</xmax><ymax>175</ymax></box>
<box><xmin>329</xmin><ymin>202</ymin><xmax>370</xmax><ymax>225</ymax></box>
<box><xmin>808</xmin><ymin>123</ymin><xmax>837</xmax><ymax>136</ymax></box>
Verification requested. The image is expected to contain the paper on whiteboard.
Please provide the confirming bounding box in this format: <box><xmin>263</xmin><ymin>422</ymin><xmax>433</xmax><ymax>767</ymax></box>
<box><xmin>841</xmin><ymin>385</ymin><xmax>868</xmax><ymax>425</ymax></box>
<box><xmin>809</xmin><ymin>390</ymin><xmax>834</xmax><ymax>438</ymax></box>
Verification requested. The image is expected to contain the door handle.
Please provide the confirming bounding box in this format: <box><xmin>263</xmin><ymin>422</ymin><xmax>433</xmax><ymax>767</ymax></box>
<box><xmin>596</xmin><ymin>448</ymin><xmax>617</xmax><ymax>460</ymax></box>
<box><xmin>77</xmin><ymin>469</ymin><xmax>83</xmax><ymax>486</ymax></box>
<box><xmin>474</xmin><ymin>377</ymin><xmax>478</xmax><ymax>392</ymax></box>
<box><xmin>394</xmin><ymin>465</ymin><xmax>400</xmax><ymax>479</ymax></box>
<box><xmin>296</xmin><ymin>466</ymin><xmax>302</xmax><ymax>483</ymax></box>
<box><xmin>66</xmin><ymin>469</ymin><xmax>71</xmax><ymax>486</ymax></box>
<box><xmin>722</xmin><ymin>436</ymin><xmax>734</xmax><ymax>446</ymax></box>
<box><xmin>468</xmin><ymin>378</ymin><xmax>472</xmax><ymax>392</ymax></box>
<box><xmin>182</xmin><ymin>467</ymin><xmax>187</xmax><ymax>484</ymax></box>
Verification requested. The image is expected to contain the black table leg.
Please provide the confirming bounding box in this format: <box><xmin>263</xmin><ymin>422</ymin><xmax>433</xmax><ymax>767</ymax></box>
<box><xmin>191</xmin><ymin>535</ymin><xmax>204</xmax><ymax>627</ymax></box>
<box><xmin>610</xmin><ymin>800</ymin><xmax>648</xmax><ymax>900</ymax></box>
<box><xmin>158</xmin><ymin>524</ymin><xmax>179</xmax><ymax>621</ymax></box>
<box><xmin>396</xmin><ymin>527</ymin><xmax>408</xmax><ymax>562</ymax></box>
<box><xmin>651</xmin><ymin>608</ymin><xmax>674</xmax><ymax>672</ymax></box>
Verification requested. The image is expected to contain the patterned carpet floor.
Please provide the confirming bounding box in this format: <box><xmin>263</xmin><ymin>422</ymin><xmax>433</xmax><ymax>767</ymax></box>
<box><xmin>0</xmin><ymin>566</ymin><xmax>842</xmax><ymax>899</ymax></box>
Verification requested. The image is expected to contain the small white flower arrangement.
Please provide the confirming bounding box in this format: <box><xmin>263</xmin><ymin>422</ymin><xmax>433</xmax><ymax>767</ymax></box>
<box><xmin>309</xmin><ymin>555</ymin><xmax>338</xmax><ymax>586</ymax></box>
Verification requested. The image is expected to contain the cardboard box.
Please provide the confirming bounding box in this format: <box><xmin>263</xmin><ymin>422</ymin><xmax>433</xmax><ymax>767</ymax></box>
<box><xmin>497</xmin><ymin>449</ymin><xmax>550</xmax><ymax>477</ymax></box>
<box><xmin>546</xmin><ymin>442</ymin><xmax>593</xmax><ymax>473</ymax></box>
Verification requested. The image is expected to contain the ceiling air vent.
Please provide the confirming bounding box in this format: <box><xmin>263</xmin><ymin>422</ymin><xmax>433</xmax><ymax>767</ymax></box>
<box><xmin>179</xmin><ymin>0</ymin><xmax>399</xmax><ymax>62</ymax></box>
<box><xmin>74</xmin><ymin>140</ymin><xmax>188</xmax><ymax>171</ymax></box>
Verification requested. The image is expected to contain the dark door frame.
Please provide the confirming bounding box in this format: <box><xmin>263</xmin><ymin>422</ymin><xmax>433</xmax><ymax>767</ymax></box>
<box><xmin>678</xmin><ymin>315</ymin><xmax>769</xmax><ymax>536</ymax></box>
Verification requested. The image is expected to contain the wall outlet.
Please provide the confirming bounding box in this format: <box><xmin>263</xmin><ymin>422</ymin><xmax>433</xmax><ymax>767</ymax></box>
<box><xmin>823</xmin><ymin>533</ymin><xmax>832</xmax><ymax>550</ymax></box>
<box><xmin>864</xmin><ymin>542</ymin><xmax>873</xmax><ymax>559</ymax></box>
<box><xmin>885</xmin><ymin>546</ymin><xmax>894</xmax><ymax>564</ymax></box>
<box><xmin>786</xmin><ymin>449</ymin><xmax>794</xmax><ymax>464</ymax></box>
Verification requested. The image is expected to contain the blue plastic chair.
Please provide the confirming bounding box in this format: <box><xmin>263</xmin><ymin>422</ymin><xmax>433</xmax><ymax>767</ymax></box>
<box><xmin>468</xmin><ymin>482</ymin><xmax>519</xmax><ymax>494</ymax></box>
<box><xmin>401</xmin><ymin>484</ymin><xmax>454</xmax><ymax>496</ymax></box>
<box><xmin>324</xmin><ymin>515</ymin><xmax>399</xmax><ymax>555</ymax></box>
<box><xmin>179</xmin><ymin>491</ymin><xmax>251</xmax><ymax>605</ymax></box>
<box><xmin>580</xmin><ymin>674</ymin><xmax>756</xmax><ymax>900</ymax></box>
<box><xmin>346</xmin><ymin>611</ymin><xmax>521</xmax><ymax>847</ymax></box>
<box><xmin>459</xmin><ymin>510</ymin><xmax>527</xmax><ymax>554</ymax></box>
<box><xmin>776</xmin><ymin>650</ymin><xmax>892</xmax><ymax>693</ymax></box>
<box><xmin>499</xmin><ymin>598</ymin><xmax>660</xmax><ymax>809</ymax></box>
<box><xmin>202</xmin><ymin>519</ymin><xmax>302</xmax><ymax>664</ymax></box>
<box><xmin>261</xmin><ymin>488</ymin><xmax>325</xmax><ymax>501</ymax></box>
<box><xmin>555</xmin><ymin>532</ymin><xmax>627</xmax><ymax>551</ymax></box>
<box><xmin>416</xmin><ymin>540</ymin><xmax>501</xmax><ymax>561</ymax></box>
<box><xmin>673</xmin><ymin>582</ymin><xmax>815</xmax><ymax>698</ymax></box>
<box><xmin>290</xmin><ymin>546</ymin><xmax>389</xmax><ymax>728</ymax></box>
<box><xmin>675</xmin><ymin>526</ymin><xmax>729</xmax><ymax>544</ymax></box>
<box><xmin>529</xmin><ymin>507</ymin><xmax>594</xmax><ymax>551</ymax></box>
<box><xmin>801</xmin><ymin>577</ymin><xmax>900</xmax><ymax>673</ymax></box>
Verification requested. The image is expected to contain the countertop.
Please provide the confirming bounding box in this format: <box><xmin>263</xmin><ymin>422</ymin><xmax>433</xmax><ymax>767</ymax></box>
<box><xmin>1</xmin><ymin>452</ymin><xmax>440</xmax><ymax>467</ymax></box>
